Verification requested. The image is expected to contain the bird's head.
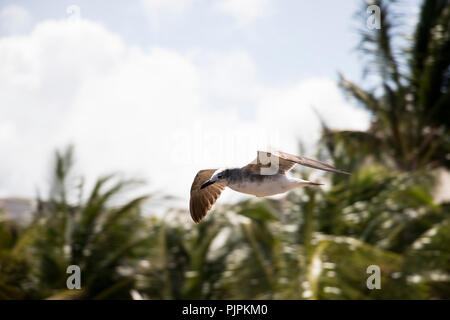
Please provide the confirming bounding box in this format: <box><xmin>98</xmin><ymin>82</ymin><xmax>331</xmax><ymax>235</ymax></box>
<box><xmin>200</xmin><ymin>168</ymin><xmax>230</xmax><ymax>189</ymax></box>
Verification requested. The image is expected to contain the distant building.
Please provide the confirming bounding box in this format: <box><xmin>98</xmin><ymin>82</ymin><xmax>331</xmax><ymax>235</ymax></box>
<box><xmin>0</xmin><ymin>198</ymin><xmax>36</xmax><ymax>226</ymax></box>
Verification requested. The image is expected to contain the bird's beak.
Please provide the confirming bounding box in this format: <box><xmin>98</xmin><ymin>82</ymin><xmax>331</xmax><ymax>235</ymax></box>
<box><xmin>200</xmin><ymin>180</ymin><xmax>215</xmax><ymax>189</ymax></box>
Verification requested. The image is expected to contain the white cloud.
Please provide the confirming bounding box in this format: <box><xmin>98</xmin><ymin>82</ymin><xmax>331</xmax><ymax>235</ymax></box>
<box><xmin>216</xmin><ymin>0</ymin><xmax>271</xmax><ymax>26</ymax></box>
<box><xmin>257</xmin><ymin>78</ymin><xmax>370</xmax><ymax>147</ymax></box>
<box><xmin>0</xmin><ymin>18</ymin><xmax>369</xmax><ymax>208</ymax></box>
<box><xmin>0</xmin><ymin>5</ymin><xmax>31</xmax><ymax>35</ymax></box>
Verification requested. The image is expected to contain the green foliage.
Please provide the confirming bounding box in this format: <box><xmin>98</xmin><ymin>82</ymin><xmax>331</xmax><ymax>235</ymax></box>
<box><xmin>338</xmin><ymin>0</ymin><xmax>450</xmax><ymax>171</ymax></box>
<box><xmin>0</xmin><ymin>146</ymin><xmax>152</xmax><ymax>299</ymax></box>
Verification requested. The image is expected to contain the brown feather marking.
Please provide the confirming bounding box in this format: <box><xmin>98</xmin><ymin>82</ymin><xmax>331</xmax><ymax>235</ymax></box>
<box><xmin>189</xmin><ymin>169</ymin><xmax>225</xmax><ymax>223</ymax></box>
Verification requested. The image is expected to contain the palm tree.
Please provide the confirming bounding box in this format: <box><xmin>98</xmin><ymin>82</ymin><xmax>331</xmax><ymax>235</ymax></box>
<box><xmin>0</xmin><ymin>218</ymin><xmax>32</xmax><ymax>299</ymax></box>
<box><xmin>235</xmin><ymin>160</ymin><xmax>449</xmax><ymax>299</ymax></box>
<box><xmin>134</xmin><ymin>212</ymin><xmax>237</xmax><ymax>299</ymax></box>
<box><xmin>1</xmin><ymin>146</ymin><xmax>153</xmax><ymax>299</ymax></box>
<box><xmin>337</xmin><ymin>0</ymin><xmax>449</xmax><ymax>171</ymax></box>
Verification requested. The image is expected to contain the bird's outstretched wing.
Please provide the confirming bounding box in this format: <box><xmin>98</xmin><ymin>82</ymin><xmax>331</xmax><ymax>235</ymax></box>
<box><xmin>189</xmin><ymin>169</ymin><xmax>226</xmax><ymax>223</ymax></box>
<box><xmin>243</xmin><ymin>150</ymin><xmax>350</xmax><ymax>175</ymax></box>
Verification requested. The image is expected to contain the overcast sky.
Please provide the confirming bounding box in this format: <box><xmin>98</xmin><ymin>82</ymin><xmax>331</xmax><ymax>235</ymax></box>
<box><xmin>0</xmin><ymin>0</ymin><xmax>420</xmax><ymax>207</ymax></box>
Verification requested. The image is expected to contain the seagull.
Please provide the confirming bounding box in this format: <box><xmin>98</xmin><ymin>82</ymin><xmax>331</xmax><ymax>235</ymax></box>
<box><xmin>189</xmin><ymin>150</ymin><xmax>350</xmax><ymax>223</ymax></box>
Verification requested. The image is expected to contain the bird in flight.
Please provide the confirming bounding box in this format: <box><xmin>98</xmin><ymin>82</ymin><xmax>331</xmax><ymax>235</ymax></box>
<box><xmin>189</xmin><ymin>150</ymin><xmax>350</xmax><ymax>223</ymax></box>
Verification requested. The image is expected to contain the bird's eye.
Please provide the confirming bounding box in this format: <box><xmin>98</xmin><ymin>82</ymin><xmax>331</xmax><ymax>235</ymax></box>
<box><xmin>218</xmin><ymin>175</ymin><xmax>223</xmax><ymax>179</ymax></box>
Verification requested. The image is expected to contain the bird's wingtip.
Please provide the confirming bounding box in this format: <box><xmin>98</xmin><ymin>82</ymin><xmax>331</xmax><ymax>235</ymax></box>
<box><xmin>337</xmin><ymin>169</ymin><xmax>351</xmax><ymax>175</ymax></box>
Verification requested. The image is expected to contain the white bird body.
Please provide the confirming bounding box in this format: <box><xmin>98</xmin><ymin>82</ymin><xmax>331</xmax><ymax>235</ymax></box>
<box><xmin>228</xmin><ymin>174</ymin><xmax>316</xmax><ymax>197</ymax></box>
